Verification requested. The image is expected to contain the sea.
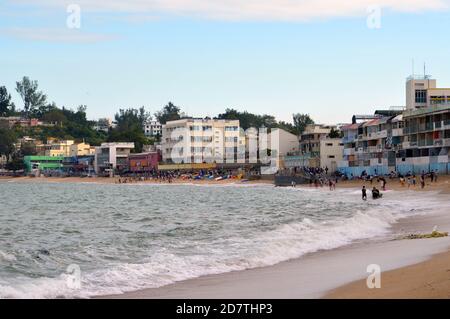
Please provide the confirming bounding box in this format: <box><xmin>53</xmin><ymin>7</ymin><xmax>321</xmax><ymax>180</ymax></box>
<box><xmin>0</xmin><ymin>181</ymin><xmax>447</xmax><ymax>298</ymax></box>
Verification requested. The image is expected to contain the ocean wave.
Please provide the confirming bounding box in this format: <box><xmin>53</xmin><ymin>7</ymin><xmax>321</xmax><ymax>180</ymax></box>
<box><xmin>0</xmin><ymin>196</ymin><xmax>434</xmax><ymax>299</ymax></box>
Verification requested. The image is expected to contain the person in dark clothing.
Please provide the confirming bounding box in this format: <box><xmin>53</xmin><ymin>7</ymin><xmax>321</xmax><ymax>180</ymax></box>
<box><xmin>372</xmin><ymin>187</ymin><xmax>382</xmax><ymax>199</ymax></box>
<box><xmin>362</xmin><ymin>186</ymin><xmax>367</xmax><ymax>201</ymax></box>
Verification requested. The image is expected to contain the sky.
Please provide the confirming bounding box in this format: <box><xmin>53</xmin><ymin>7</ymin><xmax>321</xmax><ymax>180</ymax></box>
<box><xmin>2</xmin><ymin>0</ymin><xmax>450</xmax><ymax>124</ymax></box>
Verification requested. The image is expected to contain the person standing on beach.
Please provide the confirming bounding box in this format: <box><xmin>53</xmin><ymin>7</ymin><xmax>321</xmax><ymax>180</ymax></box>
<box><xmin>420</xmin><ymin>174</ymin><xmax>425</xmax><ymax>189</ymax></box>
<box><xmin>362</xmin><ymin>186</ymin><xmax>367</xmax><ymax>201</ymax></box>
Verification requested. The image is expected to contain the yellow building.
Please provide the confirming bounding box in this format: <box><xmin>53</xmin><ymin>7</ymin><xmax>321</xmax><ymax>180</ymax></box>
<box><xmin>45</xmin><ymin>140</ymin><xmax>74</xmax><ymax>157</ymax></box>
<box><xmin>70</xmin><ymin>142</ymin><xmax>96</xmax><ymax>157</ymax></box>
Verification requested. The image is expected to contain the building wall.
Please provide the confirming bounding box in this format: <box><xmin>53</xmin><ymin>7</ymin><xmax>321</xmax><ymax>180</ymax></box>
<box><xmin>162</xmin><ymin>118</ymin><xmax>244</xmax><ymax>164</ymax></box>
<box><xmin>70</xmin><ymin>142</ymin><xmax>95</xmax><ymax>157</ymax></box>
<box><xmin>320</xmin><ymin>139</ymin><xmax>344</xmax><ymax>172</ymax></box>
<box><xmin>45</xmin><ymin>140</ymin><xmax>74</xmax><ymax>157</ymax></box>
<box><xmin>129</xmin><ymin>152</ymin><xmax>161</xmax><ymax>172</ymax></box>
<box><xmin>406</xmin><ymin>77</ymin><xmax>436</xmax><ymax>110</ymax></box>
<box><xmin>94</xmin><ymin>142</ymin><xmax>134</xmax><ymax>173</ymax></box>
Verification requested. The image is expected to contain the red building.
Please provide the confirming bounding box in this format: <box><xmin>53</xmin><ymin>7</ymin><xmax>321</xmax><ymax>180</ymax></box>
<box><xmin>128</xmin><ymin>151</ymin><xmax>161</xmax><ymax>172</ymax></box>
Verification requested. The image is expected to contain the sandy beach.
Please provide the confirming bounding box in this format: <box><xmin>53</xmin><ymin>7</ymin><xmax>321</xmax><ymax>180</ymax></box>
<box><xmin>2</xmin><ymin>174</ymin><xmax>450</xmax><ymax>193</ymax></box>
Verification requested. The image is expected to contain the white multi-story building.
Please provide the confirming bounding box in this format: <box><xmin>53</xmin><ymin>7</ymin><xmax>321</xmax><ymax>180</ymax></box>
<box><xmin>94</xmin><ymin>142</ymin><xmax>135</xmax><ymax>174</ymax></box>
<box><xmin>144</xmin><ymin>120</ymin><xmax>162</xmax><ymax>137</ymax></box>
<box><xmin>161</xmin><ymin>118</ymin><xmax>245</xmax><ymax>164</ymax></box>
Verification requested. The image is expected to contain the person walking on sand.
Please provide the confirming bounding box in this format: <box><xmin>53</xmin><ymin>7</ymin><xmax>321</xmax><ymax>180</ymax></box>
<box><xmin>362</xmin><ymin>186</ymin><xmax>367</xmax><ymax>201</ymax></box>
<box><xmin>420</xmin><ymin>174</ymin><xmax>425</xmax><ymax>189</ymax></box>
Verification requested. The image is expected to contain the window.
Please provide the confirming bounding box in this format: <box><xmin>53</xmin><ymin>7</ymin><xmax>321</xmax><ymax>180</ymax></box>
<box><xmin>326</xmin><ymin>143</ymin><xmax>333</xmax><ymax>146</ymax></box>
<box><xmin>327</xmin><ymin>155</ymin><xmax>335</xmax><ymax>158</ymax></box>
<box><xmin>415</xmin><ymin>90</ymin><xmax>427</xmax><ymax>103</ymax></box>
<box><xmin>225</xmin><ymin>137</ymin><xmax>238</xmax><ymax>142</ymax></box>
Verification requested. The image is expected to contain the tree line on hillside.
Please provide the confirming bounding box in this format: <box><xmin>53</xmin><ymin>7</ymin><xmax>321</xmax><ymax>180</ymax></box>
<box><xmin>1</xmin><ymin>76</ymin><xmax>316</xmax><ymax>166</ymax></box>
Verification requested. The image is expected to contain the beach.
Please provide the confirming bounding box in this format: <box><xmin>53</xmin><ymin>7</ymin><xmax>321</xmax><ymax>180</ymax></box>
<box><xmin>2</xmin><ymin>174</ymin><xmax>450</xmax><ymax>193</ymax></box>
<box><xmin>1</xmin><ymin>176</ymin><xmax>449</xmax><ymax>299</ymax></box>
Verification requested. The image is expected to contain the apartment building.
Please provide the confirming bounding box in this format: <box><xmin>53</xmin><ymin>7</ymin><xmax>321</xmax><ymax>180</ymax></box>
<box><xmin>401</xmin><ymin>75</ymin><xmax>450</xmax><ymax>173</ymax></box>
<box><xmin>299</xmin><ymin>124</ymin><xmax>337</xmax><ymax>155</ymax></box>
<box><xmin>69</xmin><ymin>142</ymin><xmax>96</xmax><ymax>157</ymax></box>
<box><xmin>143</xmin><ymin>120</ymin><xmax>162</xmax><ymax>137</ymax></box>
<box><xmin>338</xmin><ymin>75</ymin><xmax>450</xmax><ymax>176</ymax></box>
<box><xmin>45</xmin><ymin>140</ymin><xmax>74</xmax><ymax>157</ymax></box>
<box><xmin>94</xmin><ymin>142</ymin><xmax>135</xmax><ymax>174</ymax></box>
<box><xmin>161</xmin><ymin>118</ymin><xmax>245</xmax><ymax>164</ymax></box>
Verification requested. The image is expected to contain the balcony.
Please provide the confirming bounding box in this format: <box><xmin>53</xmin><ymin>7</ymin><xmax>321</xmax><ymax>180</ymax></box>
<box><xmin>342</xmin><ymin>136</ymin><xmax>356</xmax><ymax>144</ymax></box>
<box><xmin>343</xmin><ymin>148</ymin><xmax>355</xmax><ymax>156</ymax></box>
<box><xmin>392</xmin><ymin>128</ymin><xmax>404</xmax><ymax>137</ymax></box>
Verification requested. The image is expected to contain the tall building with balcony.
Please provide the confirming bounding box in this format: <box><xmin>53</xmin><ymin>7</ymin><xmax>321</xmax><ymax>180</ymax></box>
<box><xmin>401</xmin><ymin>75</ymin><xmax>450</xmax><ymax>173</ymax></box>
<box><xmin>299</xmin><ymin>124</ymin><xmax>337</xmax><ymax>156</ymax></box>
<box><xmin>339</xmin><ymin>74</ymin><xmax>450</xmax><ymax>176</ymax></box>
<box><xmin>161</xmin><ymin>118</ymin><xmax>245</xmax><ymax>164</ymax></box>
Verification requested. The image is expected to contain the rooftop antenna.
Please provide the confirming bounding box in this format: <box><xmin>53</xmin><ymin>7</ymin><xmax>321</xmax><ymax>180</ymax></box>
<box><xmin>412</xmin><ymin>58</ymin><xmax>414</xmax><ymax>76</ymax></box>
<box><xmin>424</xmin><ymin>62</ymin><xmax>426</xmax><ymax>78</ymax></box>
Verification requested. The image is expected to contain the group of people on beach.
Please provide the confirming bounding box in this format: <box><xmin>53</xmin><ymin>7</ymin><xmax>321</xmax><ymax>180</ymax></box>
<box><xmin>361</xmin><ymin>186</ymin><xmax>383</xmax><ymax>200</ymax></box>
<box><xmin>398</xmin><ymin>170</ymin><xmax>438</xmax><ymax>189</ymax></box>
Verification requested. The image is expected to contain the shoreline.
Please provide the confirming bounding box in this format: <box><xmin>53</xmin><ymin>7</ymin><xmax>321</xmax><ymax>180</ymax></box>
<box><xmin>97</xmin><ymin>208</ymin><xmax>450</xmax><ymax>299</ymax></box>
<box><xmin>1</xmin><ymin>175</ymin><xmax>450</xmax><ymax>194</ymax></box>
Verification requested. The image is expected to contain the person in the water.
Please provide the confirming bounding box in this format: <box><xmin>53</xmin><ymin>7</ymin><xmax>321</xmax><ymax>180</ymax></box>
<box><xmin>362</xmin><ymin>186</ymin><xmax>367</xmax><ymax>200</ymax></box>
<box><xmin>372</xmin><ymin>187</ymin><xmax>382</xmax><ymax>199</ymax></box>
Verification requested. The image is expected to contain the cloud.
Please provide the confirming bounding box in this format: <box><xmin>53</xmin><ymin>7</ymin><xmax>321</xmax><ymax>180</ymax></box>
<box><xmin>11</xmin><ymin>0</ymin><xmax>450</xmax><ymax>21</ymax></box>
<box><xmin>1</xmin><ymin>27</ymin><xmax>117</xmax><ymax>43</ymax></box>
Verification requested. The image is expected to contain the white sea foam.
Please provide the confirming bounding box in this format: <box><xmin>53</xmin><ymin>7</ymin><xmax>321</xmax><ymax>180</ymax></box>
<box><xmin>0</xmin><ymin>185</ymin><xmax>448</xmax><ymax>299</ymax></box>
<box><xmin>0</xmin><ymin>251</ymin><xmax>16</xmax><ymax>262</ymax></box>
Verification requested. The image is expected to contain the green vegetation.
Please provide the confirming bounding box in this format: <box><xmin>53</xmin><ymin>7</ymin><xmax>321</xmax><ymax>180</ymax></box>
<box><xmin>403</xmin><ymin>231</ymin><xmax>449</xmax><ymax>240</ymax></box>
<box><xmin>0</xmin><ymin>127</ymin><xmax>16</xmax><ymax>156</ymax></box>
<box><xmin>154</xmin><ymin>102</ymin><xmax>182</xmax><ymax>124</ymax></box>
<box><xmin>217</xmin><ymin>109</ymin><xmax>314</xmax><ymax>135</ymax></box>
<box><xmin>0</xmin><ymin>86</ymin><xmax>16</xmax><ymax>117</ymax></box>
<box><xmin>1</xmin><ymin>76</ymin><xmax>319</xmax><ymax>169</ymax></box>
<box><xmin>13</xmin><ymin>105</ymin><xmax>108</xmax><ymax>146</ymax></box>
<box><xmin>108</xmin><ymin>107</ymin><xmax>152</xmax><ymax>153</ymax></box>
<box><xmin>15</xmin><ymin>76</ymin><xmax>47</xmax><ymax>118</ymax></box>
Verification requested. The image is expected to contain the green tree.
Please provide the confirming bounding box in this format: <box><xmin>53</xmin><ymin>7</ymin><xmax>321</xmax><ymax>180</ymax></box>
<box><xmin>15</xmin><ymin>76</ymin><xmax>47</xmax><ymax>117</ymax></box>
<box><xmin>42</xmin><ymin>108</ymin><xmax>67</xmax><ymax>125</ymax></box>
<box><xmin>154</xmin><ymin>102</ymin><xmax>181</xmax><ymax>124</ymax></box>
<box><xmin>20</xmin><ymin>142</ymin><xmax>37</xmax><ymax>156</ymax></box>
<box><xmin>0</xmin><ymin>86</ymin><xmax>14</xmax><ymax>117</ymax></box>
<box><xmin>292</xmin><ymin>113</ymin><xmax>314</xmax><ymax>135</ymax></box>
<box><xmin>6</xmin><ymin>155</ymin><xmax>25</xmax><ymax>171</ymax></box>
<box><xmin>218</xmin><ymin>108</ymin><xmax>281</xmax><ymax>131</ymax></box>
<box><xmin>0</xmin><ymin>128</ymin><xmax>16</xmax><ymax>157</ymax></box>
<box><xmin>328</xmin><ymin>127</ymin><xmax>342</xmax><ymax>138</ymax></box>
<box><xmin>108</xmin><ymin>107</ymin><xmax>150</xmax><ymax>152</ymax></box>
